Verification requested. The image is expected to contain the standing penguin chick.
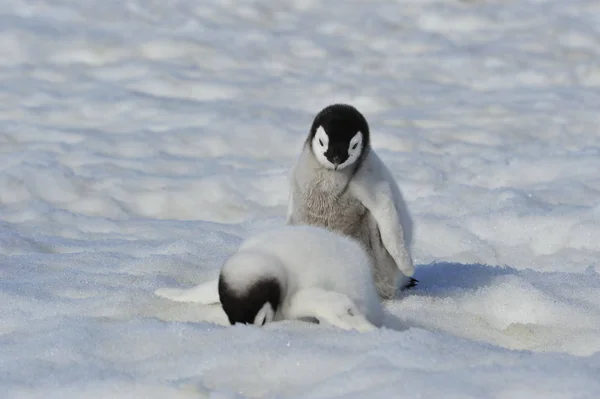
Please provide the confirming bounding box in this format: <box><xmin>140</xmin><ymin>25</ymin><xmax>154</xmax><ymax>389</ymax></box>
<box><xmin>218</xmin><ymin>225</ymin><xmax>384</xmax><ymax>331</ymax></box>
<box><xmin>287</xmin><ymin>104</ymin><xmax>417</xmax><ymax>299</ymax></box>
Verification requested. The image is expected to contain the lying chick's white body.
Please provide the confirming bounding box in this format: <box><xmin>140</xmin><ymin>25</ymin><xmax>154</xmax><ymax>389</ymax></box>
<box><xmin>218</xmin><ymin>225</ymin><xmax>384</xmax><ymax>331</ymax></box>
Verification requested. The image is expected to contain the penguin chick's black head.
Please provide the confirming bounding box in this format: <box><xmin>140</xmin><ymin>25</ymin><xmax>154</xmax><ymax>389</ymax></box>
<box><xmin>307</xmin><ymin>104</ymin><xmax>371</xmax><ymax>171</ymax></box>
<box><xmin>218</xmin><ymin>275</ymin><xmax>282</xmax><ymax>326</ymax></box>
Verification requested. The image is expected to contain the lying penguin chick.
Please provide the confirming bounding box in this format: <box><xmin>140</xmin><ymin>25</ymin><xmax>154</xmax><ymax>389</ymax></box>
<box><xmin>287</xmin><ymin>103</ymin><xmax>418</xmax><ymax>300</ymax></box>
<box><xmin>218</xmin><ymin>225</ymin><xmax>384</xmax><ymax>331</ymax></box>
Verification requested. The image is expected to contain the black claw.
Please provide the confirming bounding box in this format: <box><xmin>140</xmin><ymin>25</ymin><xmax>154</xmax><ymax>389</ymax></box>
<box><xmin>405</xmin><ymin>278</ymin><xmax>419</xmax><ymax>289</ymax></box>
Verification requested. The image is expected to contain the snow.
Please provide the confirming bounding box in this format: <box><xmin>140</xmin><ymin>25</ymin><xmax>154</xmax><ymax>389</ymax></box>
<box><xmin>1</xmin><ymin>0</ymin><xmax>600</xmax><ymax>397</ymax></box>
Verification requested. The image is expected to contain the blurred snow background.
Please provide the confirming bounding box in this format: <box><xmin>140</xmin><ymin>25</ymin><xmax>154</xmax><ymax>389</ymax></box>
<box><xmin>1</xmin><ymin>0</ymin><xmax>600</xmax><ymax>397</ymax></box>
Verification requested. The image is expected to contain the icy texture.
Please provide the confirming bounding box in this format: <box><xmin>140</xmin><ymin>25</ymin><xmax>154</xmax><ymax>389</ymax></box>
<box><xmin>1</xmin><ymin>0</ymin><xmax>600</xmax><ymax>398</ymax></box>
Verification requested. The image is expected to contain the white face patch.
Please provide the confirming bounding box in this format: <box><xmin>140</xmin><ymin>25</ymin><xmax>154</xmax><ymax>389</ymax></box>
<box><xmin>340</xmin><ymin>131</ymin><xmax>363</xmax><ymax>170</ymax></box>
<box><xmin>254</xmin><ymin>302</ymin><xmax>274</xmax><ymax>326</ymax></box>
<box><xmin>311</xmin><ymin>127</ymin><xmax>363</xmax><ymax>171</ymax></box>
<box><xmin>311</xmin><ymin>126</ymin><xmax>331</xmax><ymax>169</ymax></box>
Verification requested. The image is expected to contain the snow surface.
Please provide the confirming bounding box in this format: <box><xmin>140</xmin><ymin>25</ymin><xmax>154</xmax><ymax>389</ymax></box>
<box><xmin>2</xmin><ymin>0</ymin><xmax>600</xmax><ymax>397</ymax></box>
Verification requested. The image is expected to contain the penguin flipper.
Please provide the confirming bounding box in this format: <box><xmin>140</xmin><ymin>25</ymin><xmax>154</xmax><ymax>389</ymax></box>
<box><xmin>154</xmin><ymin>278</ymin><xmax>220</xmax><ymax>304</ymax></box>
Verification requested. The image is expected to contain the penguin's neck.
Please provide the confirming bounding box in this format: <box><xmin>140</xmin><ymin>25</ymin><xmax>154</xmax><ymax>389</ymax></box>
<box><xmin>298</xmin><ymin>145</ymin><xmax>355</xmax><ymax>196</ymax></box>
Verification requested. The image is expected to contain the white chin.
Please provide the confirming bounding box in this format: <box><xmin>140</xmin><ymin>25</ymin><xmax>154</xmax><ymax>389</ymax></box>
<box><xmin>322</xmin><ymin>161</ymin><xmax>351</xmax><ymax>171</ymax></box>
<box><xmin>318</xmin><ymin>160</ymin><xmax>337</xmax><ymax>170</ymax></box>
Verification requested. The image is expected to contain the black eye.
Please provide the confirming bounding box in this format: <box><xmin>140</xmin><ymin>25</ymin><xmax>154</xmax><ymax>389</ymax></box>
<box><xmin>319</xmin><ymin>139</ymin><xmax>324</xmax><ymax>146</ymax></box>
<box><xmin>352</xmin><ymin>143</ymin><xmax>358</xmax><ymax>150</ymax></box>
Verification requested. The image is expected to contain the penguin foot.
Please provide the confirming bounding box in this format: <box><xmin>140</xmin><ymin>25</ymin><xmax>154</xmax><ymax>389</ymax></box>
<box><xmin>404</xmin><ymin>277</ymin><xmax>419</xmax><ymax>289</ymax></box>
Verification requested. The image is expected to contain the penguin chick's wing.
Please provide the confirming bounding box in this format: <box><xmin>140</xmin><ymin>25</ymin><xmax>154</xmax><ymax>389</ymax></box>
<box><xmin>286</xmin><ymin>288</ymin><xmax>377</xmax><ymax>332</ymax></box>
<box><xmin>349</xmin><ymin>152</ymin><xmax>415</xmax><ymax>278</ymax></box>
<box><xmin>154</xmin><ymin>278</ymin><xmax>220</xmax><ymax>304</ymax></box>
<box><xmin>285</xmin><ymin>163</ymin><xmax>298</xmax><ymax>224</ymax></box>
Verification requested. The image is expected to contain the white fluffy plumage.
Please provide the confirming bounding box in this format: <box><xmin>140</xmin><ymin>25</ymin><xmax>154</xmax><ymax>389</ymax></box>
<box><xmin>218</xmin><ymin>225</ymin><xmax>385</xmax><ymax>331</ymax></box>
<box><xmin>287</xmin><ymin>104</ymin><xmax>415</xmax><ymax>299</ymax></box>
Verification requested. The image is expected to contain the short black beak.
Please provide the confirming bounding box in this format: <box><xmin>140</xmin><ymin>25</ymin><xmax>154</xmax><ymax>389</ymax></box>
<box><xmin>331</xmin><ymin>155</ymin><xmax>342</xmax><ymax>170</ymax></box>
